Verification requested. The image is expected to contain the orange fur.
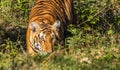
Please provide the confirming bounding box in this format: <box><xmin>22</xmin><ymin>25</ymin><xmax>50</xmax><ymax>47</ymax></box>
<box><xmin>26</xmin><ymin>0</ymin><xmax>74</xmax><ymax>55</ymax></box>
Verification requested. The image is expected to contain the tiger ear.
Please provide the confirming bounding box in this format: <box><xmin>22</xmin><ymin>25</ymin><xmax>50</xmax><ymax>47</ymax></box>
<box><xmin>52</xmin><ymin>20</ymin><xmax>61</xmax><ymax>31</ymax></box>
<box><xmin>29</xmin><ymin>22</ymin><xmax>39</xmax><ymax>32</ymax></box>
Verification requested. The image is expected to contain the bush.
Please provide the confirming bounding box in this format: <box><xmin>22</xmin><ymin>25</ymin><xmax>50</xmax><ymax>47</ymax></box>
<box><xmin>0</xmin><ymin>0</ymin><xmax>120</xmax><ymax>70</ymax></box>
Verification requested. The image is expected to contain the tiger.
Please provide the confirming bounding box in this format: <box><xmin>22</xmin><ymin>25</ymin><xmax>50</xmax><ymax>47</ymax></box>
<box><xmin>26</xmin><ymin>0</ymin><xmax>74</xmax><ymax>55</ymax></box>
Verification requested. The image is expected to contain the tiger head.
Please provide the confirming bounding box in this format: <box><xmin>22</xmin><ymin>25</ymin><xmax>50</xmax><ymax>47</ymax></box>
<box><xmin>28</xmin><ymin>20</ymin><xmax>61</xmax><ymax>54</ymax></box>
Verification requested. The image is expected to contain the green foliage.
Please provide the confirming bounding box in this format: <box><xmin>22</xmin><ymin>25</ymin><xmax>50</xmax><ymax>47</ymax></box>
<box><xmin>0</xmin><ymin>0</ymin><xmax>34</xmax><ymax>25</ymax></box>
<box><xmin>74</xmin><ymin>0</ymin><xmax>120</xmax><ymax>31</ymax></box>
<box><xmin>0</xmin><ymin>0</ymin><xmax>120</xmax><ymax>70</ymax></box>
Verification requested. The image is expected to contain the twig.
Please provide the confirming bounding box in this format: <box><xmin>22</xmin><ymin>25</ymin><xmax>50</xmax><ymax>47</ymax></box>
<box><xmin>77</xmin><ymin>6</ymin><xmax>109</xmax><ymax>26</ymax></box>
<box><xmin>40</xmin><ymin>46</ymin><xmax>62</xmax><ymax>69</ymax></box>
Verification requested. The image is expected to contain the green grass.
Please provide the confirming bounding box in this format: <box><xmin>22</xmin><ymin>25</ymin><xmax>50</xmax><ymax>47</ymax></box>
<box><xmin>0</xmin><ymin>0</ymin><xmax>120</xmax><ymax>70</ymax></box>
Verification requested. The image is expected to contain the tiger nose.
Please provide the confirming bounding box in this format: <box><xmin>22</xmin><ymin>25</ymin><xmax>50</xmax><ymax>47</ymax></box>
<box><xmin>47</xmin><ymin>50</ymin><xmax>52</xmax><ymax>53</ymax></box>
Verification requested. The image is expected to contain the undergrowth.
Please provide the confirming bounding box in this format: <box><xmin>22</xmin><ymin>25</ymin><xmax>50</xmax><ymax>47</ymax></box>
<box><xmin>0</xmin><ymin>0</ymin><xmax>120</xmax><ymax>70</ymax></box>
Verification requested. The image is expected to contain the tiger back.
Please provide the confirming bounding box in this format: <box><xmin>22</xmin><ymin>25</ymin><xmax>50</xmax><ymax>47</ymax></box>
<box><xmin>26</xmin><ymin>0</ymin><xmax>74</xmax><ymax>55</ymax></box>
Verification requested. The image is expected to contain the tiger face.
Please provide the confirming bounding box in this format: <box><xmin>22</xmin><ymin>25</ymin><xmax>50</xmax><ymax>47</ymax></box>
<box><xmin>28</xmin><ymin>20</ymin><xmax>61</xmax><ymax>55</ymax></box>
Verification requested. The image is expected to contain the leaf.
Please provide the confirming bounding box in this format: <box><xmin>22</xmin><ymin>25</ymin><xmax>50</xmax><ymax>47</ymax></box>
<box><xmin>91</xmin><ymin>21</ymin><xmax>96</xmax><ymax>24</ymax></box>
<box><xmin>107</xmin><ymin>30</ymin><xmax>113</xmax><ymax>35</ymax></box>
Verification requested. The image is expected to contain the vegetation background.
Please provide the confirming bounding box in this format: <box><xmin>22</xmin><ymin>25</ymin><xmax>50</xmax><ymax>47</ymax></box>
<box><xmin>0</xmin><ymin>0</ymin><xmax>120</xmax><ymax>70</ymax></box>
